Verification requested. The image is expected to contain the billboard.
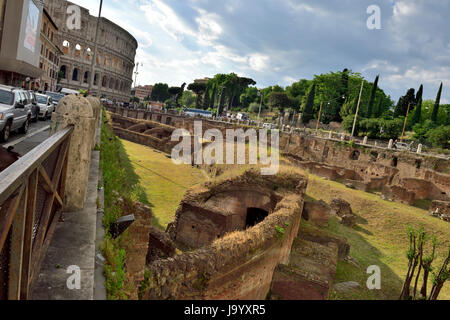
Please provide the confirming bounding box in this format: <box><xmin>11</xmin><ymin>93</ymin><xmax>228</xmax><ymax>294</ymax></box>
<box><xmin>23</xmin><ymin>0</ymin><xmax>39</xmax><ymax>53</ymax></box>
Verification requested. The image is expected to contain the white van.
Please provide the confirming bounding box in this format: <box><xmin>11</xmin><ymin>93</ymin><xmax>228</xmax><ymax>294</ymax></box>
<box><xmin>60</xmin><ymin>88</ymin><xmax>80</xmax><ymax>96</ymax></box>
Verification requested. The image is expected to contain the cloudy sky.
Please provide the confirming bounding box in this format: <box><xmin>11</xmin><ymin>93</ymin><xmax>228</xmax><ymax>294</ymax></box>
<box><xmin>70</xmin><ymin>0</ymin><xmax>449</xmax><ymax>103</ymax></box>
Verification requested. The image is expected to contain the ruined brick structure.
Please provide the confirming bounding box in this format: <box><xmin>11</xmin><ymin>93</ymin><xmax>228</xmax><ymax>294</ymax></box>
<box><xmin>139</xmin><ymin>169</ymin><xmax>308</xmax><ymax>300</ymax></box>
<box><xmin>45</xmin><ymin>0</ymin><xmax>137</xmax><ymax>102</ymax></box>
<box><xmin>107</xmin><ymin>106</ymin><xmax>449</xmax><ymax>210</ymax></box>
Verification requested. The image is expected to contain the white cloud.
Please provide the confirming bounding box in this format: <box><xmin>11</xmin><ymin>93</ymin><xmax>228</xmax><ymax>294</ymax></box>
<box><xmin>195</xmin><ymin>9</ymin><xmax>223</xmax><ymax>45</ymax></box>
<box><xmin>248</xmin><ymin>54</ymin><xmax>269</xmax><ymax>72</ymax></box>
<box><xmin>393</xmin><ymin>1</ymin><xmax>418</xmax><ymax>18</ymax></box>
<box><xmin>140</xmin><ymin>0</ymin><xmax>195</xmax><ymax>41</ymax></box>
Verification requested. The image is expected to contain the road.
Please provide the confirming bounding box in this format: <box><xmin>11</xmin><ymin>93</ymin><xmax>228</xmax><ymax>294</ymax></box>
<box><xmin>1</xmin><ymin>118</ymin><xmax>51</xmax><ymax>155</ymax></box>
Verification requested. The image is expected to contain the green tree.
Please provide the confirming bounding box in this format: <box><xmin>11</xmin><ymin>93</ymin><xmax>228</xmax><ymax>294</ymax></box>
<box><xmin>427</xmin><ymin>125</ymin><xmax>450</xmax><ymax>149</ymax></box>
<box><xmin>151</xmin><ymin>83</ymin><xmax>170</xmax><ymax>102</ymax></box>
<box><xmin>431</xmin><ymin>83</ymin><xmax>443</xmax><ymax>123</ymax></box>
<box><xmin>339</xmin><ymin>68</ymin><xmax>350</xmax><ymax>113</ymax></box>
<box><xmin>268</xmin><ymin>92</ymin><xmax>290</xmax><ymax>113</ymax></box>
<box><xmin>366</xmin><ymin>75</ymin><xmax>379</xmax><ymax>118</ymax></box>
<box><xmin>180</xmin><ymin>91</ymin><xmax>196</xmax><ymax>108</ymax></box>
<box><xmin>187</xmin><ymin>82</ymin><xmax>207</xmax><ymax>108</ymax></box>
<box><xmin>301</xmin><ymin>83</ymin><xmax>316</xmax><ymax>123</ymax></box>
<box><xmin>395</xmin><ymin>88</ymin><xmax>416</xmax><ymax>117</ymax></box>
<box><xmin>411</xmin><ymin>97</ymin><xmax>423</xmax><ymax>126</ymax></box>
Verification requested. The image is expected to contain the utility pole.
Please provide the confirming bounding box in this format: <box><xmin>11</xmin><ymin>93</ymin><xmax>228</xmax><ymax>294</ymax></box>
<box><xmin>88</xmin><ymin>0</ymin><xmax>103</xmax><ymax>97</ymax></box>
<box><xmin>257</xmin><ymin>89</ymin><xmax>263</xmax><ymax>124</ymax></box>
<box><xmin>400</xmin><ymin>103</ymin><xmax>411</xmax><ymax>142</ymax></box>
<box><xmin>315</xmin><ymin>102</ymin><xmax>323</xmax><ymax>133</ymax></box>
<box><xmin>351</xmin><ymin>80</ymin><xmax>364</xmax><ymax>138</ymax></box>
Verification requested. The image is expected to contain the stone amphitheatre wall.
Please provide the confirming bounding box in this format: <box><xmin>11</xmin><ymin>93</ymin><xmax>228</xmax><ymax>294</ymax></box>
<box><xmin>45</xmin><ymin>0</ymin><xmax>137</xmax><ymax>102</ymax></box>
<box><xmin>140</xmin><ymin>170</ymin><xmax>308</xmax><ymax>300</ymax></box>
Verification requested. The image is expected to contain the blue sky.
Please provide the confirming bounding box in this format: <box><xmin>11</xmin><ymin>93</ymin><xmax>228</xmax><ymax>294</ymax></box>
<box><xmin>71</xmin><ymin>0</ymin><xmax>450</xmax><ymax>103</ymax></box>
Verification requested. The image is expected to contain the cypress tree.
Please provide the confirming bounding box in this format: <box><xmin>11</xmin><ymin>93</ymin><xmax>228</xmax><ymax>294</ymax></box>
<box><xmin>338</xmin><ymin>69</ymin><xmax>349</xmax><ymax>118</ymax></box>
<box><xmin>431</xmin><ymin>82</ymin><xmax>443</xmax><ymax>123</ymax></box>
<box><xmin>374</xmin><ymin>98</ymin><xmax>383</xmax><ymax>118</ymax></box>
<box><xmin>302</xmin><ymin>83</ymin><xmax>316</xmax><ymax>123</ymax></box>
<box><xmin>367</xmin><ymin>75</ymin><xmax>379</xmax><ymax>118</ymax></box>
<box><xmin>415</xmin><ymin>84</ymin><xmax>423</xmax><ymax>104</ymax></box>
<box><xmin>411</xmin><ymin>97</ymin><xmax>422</xmax><ymax>126</ymax></box>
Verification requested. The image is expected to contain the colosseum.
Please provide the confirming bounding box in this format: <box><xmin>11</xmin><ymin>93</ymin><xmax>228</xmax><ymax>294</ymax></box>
<box><xmin>44</xmin><ymin>0</ymin><xmax>137</xmax><ymax>102</ymax></box>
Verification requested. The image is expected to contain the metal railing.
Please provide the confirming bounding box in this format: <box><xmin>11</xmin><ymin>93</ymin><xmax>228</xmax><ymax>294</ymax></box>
<box><xmin>0</xmin><ymin>126</ymin><xmax>73</xmax><ymax>300</ymax></box>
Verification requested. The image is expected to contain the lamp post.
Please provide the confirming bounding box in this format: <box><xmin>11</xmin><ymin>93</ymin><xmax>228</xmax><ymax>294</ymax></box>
<box><xmin>88</xmin><ymin>0</ymin><xmax>103</xmax><ymax>97</ymax></box>
<box><xmin>134</xmin><ymin>62</ymin><xmax>143</xmax><ymax>88</ymax></box>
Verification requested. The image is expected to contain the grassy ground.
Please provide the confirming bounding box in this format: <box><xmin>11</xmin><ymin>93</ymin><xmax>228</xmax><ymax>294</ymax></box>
<box><xmin>105</xmin><ymin>123</ymin><xmax>450</xmax><ymax>300</ymax></box>
<box><xmin>302</xmin><ymin>173</ymin><xmax>450</xmax><ymax>300</ymax></box>
<box><xmin>121</xmin><ymin>140</ymin><xmax>208</xmax><ymax>230</ymax></box>
<box><xmin>100</xmin><ymin>111</ymin><xmax>150</xmax><ymax>300</ymax></box>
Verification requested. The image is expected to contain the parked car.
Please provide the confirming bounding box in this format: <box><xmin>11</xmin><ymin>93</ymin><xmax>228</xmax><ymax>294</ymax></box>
<box><xmin>0</xmin><ymin>85</ymin><xmax>32</xmax><ymax>142</ymax></box>
<box><xmin>44</xmin><ymin>91</ymin><xmax>64</xmax><ymax>110</ymax></box>
<box><xmin>36</xmin><ymin>93</ymin><xmax>54</xmax><ymax>120</ymax></box>
<box><xmin>26</xmin><ymin>90</ymin><xmax>40</xmax><ymax>122</ymax></box>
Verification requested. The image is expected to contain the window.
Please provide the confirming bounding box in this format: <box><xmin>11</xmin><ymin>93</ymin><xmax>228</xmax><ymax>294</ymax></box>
<box><xmin>0</xmin><ymin>90</ymin><xmax>14</xmax><ymax>105</ymax></box>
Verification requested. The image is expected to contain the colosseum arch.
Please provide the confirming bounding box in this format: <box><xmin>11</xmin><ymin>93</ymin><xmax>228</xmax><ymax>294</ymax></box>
<box><xmin>109</xmin><ymin>78</ymin><xmax>115</xmax><ymax>90</ymax></box>
<box><xmin>62</xmin><ymin>40</ymin><xmax>70</xmax><ymax>55</ymax></box>
<box><xmin>60</xmin><ymin>65</ymin><xmax>68</xmax><ymax>79</ymax></box>
<box><xmin>102</xmin><ymin>75</ymin><xmax>108</xmax><ymax>88</ymax></box>
<box><xmin>74</xmin><ymin>44</ymin><xmax>82</xmax><ymax>58</ymax></box>
<box><xmin>94</xmin><ymin>73</ymin><xmax>99</xmax><ymax>86</ymax></box>
<box><xmin>83</xmin><ymin>71</ymin><xmax>90</xmax><ymax>84</ymax></box>
<box><xmin>72</xmin><ymin>68</ymin><xmax>80</xmax><ymax>81</ymax></box>
<box><xmin>85</xmin><ymin>47</ymin><xmax>92</xmax><ymax>61</ymax></box>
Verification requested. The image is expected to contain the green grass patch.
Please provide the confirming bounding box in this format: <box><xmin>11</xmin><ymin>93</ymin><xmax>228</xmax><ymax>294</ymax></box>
<box><xmin>100</xmin><ymin>110</ymin><xmax>149</xmax><ymax>300</ymax></box>
<box><xmin>302</xmin><ymin>173</ymin><xmax>450</xmax><ymax>300</ymax></box>
<box><xmin>121</xmin><ymin>139</ymin><xmax>207</xmax><ymax>230</ymax></box>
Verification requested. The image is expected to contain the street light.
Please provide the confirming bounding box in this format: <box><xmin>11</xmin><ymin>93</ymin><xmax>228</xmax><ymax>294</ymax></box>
<box><xmin>134</xmin><ymin>62</ymin><xmax>143</xmax><ymax>88</ymax></box>
<box><xmin>88</xmin><ymin>0</ymin><xmax>103</xmax><ymax>96</ymax></box>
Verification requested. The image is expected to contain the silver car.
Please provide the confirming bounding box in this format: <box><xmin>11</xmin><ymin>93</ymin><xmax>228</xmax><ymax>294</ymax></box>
<box><xmin>36</xmin><ymin>93</ymin><xmax>54</xmax><ymax>120</ymax></box>
<box><xmin>0</xmin><ymin>85</ymin><xmax>32</xmax><ymax>142</ymax></box>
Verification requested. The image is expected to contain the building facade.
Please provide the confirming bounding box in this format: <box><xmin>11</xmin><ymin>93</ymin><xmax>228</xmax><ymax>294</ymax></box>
<box><xmin>0</xmin><ymin>0</ymin><xmax>43</xmax><ymax>88</ymax></box>
<box><xmin>134</xmin><ymin>85</ymin><xmax>153</xmax><ymax>100</ymax></box>
<box><xmin>38</xmin><ymin>8</ymin><xmax>62</xmax><ymax>92</ymax></box>
<box><xmin>45</xmin><ymin>0</ymin><xmax>137</xmax><ymax>102</ymax></box>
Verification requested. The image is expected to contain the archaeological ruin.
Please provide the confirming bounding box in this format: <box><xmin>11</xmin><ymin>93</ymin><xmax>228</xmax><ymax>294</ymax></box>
<box><xmin>100</xmin><ymin>106</ymin><xmax>450</xmax><ymax>300</ymax></box>
<box><xmin>107</xmin><ymin>106</ymin><xmax>450</xmax><ymax>218</ymax></box>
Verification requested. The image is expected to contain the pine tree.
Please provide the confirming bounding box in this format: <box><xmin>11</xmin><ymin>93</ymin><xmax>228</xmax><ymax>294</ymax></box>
<box><xmin>431</xmin><ymin>83</ymin><xmax>443</xmax><ymax>123</ymax></box>
<box><xmin>301</xmin><ymin>83</ymin><xmax>316</xmax><ymax>123</ymax></box>
<box><xmin>367</xmin><ymin>75</ymin><xmax>379</xmax><ymax>118</ymax></box>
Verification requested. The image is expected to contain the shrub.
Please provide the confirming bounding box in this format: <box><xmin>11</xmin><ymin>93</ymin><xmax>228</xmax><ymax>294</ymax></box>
<box><xmin>426</xmin><ymin>125</ymin><xmax>450</xmax><ymax>149</ymax></box>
